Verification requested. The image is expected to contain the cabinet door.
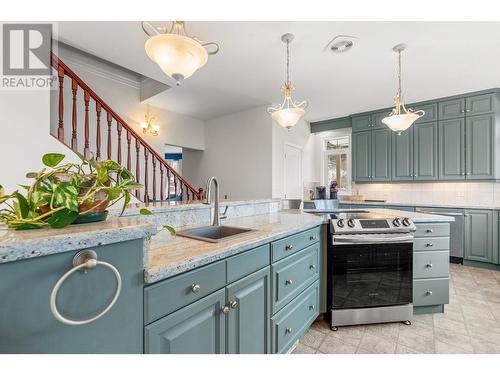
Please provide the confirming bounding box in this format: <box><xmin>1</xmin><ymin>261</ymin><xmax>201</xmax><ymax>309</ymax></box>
<box><xmin>413</xmin><ymin>122</ymin><xmax>438</xmax><ymax>180</ymax></box>
<box><xmin>439</xmin><ymin>118</ymin><xmax>465</xmax><ymax>180</ymax></box>
<box><xmin>466</xmin><ymin>93</ymin><xmax>496</xmax><ymax>116</ymax></box>
<box><xmin>391</xmin><ymin>128</ymin><xmax>414</xmax><ymax>181</ymax></box>
<box><xmin>371</xmin><ymin>111</ymin><xmax>390</xmax><ymax>130</ymax></box>
<box><xmin>144</xmin><ymin>289</ymin><xmax>226</xmax><ymax>354</ymax></box>
<box><xmin>464</xmin><ymin>210</ymin><xmax>495</xmax><ymax>263</ymax></box>
<box><xmin>371</xmin><ymin>128</ymin><xmax>391</xmax><ymax>181</ymax></box>
<box><xmin>351</xmin><ymin>115</ymin><xmax>372</xmax><ymax>132</ymax></box>
<box><xmin>466</xmin><ymin>114</ymin><xmax>495</xmax><ymax>179</ymax></box>
<box><xmin>438</xmin><ymin>98</ymin><xmax>465</xmax><ymax>120</ymax></box>
<box><xmin>412</xmin><ymin>103</ymin><xmax>438</xmax><ymax>123</ymax></box>
<box><xmin>226</xmin><ymin>267</ymin><xmax>270</xmax><ymax>354</ymax></box>
<box><xmin>352</xmin><ymin>131</ymin><xmax>372</xmax><ymax>182</ymax></box>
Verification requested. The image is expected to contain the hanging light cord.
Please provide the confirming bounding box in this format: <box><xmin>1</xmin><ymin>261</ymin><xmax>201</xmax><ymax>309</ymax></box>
<box><xmin>286</xmin><ymin>39</ymin><xmax>290</xmax><ymax>84</ymax></box>
<box><xmin>398</xmin><ymin>49</ymin><xmax>402</xmax><ymax>97</ymax></box>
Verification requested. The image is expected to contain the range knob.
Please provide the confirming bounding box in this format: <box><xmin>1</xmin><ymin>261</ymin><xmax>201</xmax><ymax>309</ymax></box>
<box><xmin>392</xmin><ymin>218</ymin><xmax>401</xmax><ymax>227</ymax></box>
<box><xmin>402</xmin><ymin>218</ymin><xmax>411</xmax><ymax>227</ymax></box>
<box><xmin>337</xmin><ymin>219</ymin><xmax>345</xmax><ymax>228</ymax></box>
<box><xmin>347</xmin><ymin>219</ymin><xmax>355</xmax><ymax>228</ymax></box>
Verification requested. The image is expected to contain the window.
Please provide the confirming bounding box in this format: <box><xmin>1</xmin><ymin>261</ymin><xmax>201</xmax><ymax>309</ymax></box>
<box><xmin>323</xmin><ymin>135</ymin><xmax>351</xmax><ymax>191</ymax></box>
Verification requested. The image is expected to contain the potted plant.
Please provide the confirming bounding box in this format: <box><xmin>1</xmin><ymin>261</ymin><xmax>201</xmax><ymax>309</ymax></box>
<box><xmin>0</xmin><ymin>152</ymin><xmax>144</xmax><ymax>230</ymax></box>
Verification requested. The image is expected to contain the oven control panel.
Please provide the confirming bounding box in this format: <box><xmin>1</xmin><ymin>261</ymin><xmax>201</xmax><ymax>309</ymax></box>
<box><xmin>331</xmin><ymin>217</ymin><xmax>416</xmax><ymax>234</ymax></box>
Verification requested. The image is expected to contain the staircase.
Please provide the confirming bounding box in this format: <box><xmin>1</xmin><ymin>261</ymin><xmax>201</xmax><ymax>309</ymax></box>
<box><xmin>50</xmin><ymin>53</ymin><xmax>202</xmax><ymax>203</ymax></box>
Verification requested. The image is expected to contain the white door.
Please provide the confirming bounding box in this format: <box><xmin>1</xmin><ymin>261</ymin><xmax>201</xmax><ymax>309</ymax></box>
<box><xmin>284</xmin><ymin>143</ymin><xmax>302</xmax><ymax>199</ymax></box>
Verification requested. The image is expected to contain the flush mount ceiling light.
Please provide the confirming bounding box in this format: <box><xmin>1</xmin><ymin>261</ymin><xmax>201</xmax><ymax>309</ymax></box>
<box><xmin>324</xmin><ymin>35</ymin><xmax>357</xmax><ymax>53</ymax></box>
<box><xmin>141</xmin><ymin>21</ymin><xmax>219</xmax><ymax>86</ymax></box>
<box><xmin>268</xmin><ymin>33</ymin><xmax>308</xmax><ymax>130</ymax></box>
<box><xmin>382</xmin><ymin>44</ymin><xmax>424</xmax><ymax>135</ymax></box>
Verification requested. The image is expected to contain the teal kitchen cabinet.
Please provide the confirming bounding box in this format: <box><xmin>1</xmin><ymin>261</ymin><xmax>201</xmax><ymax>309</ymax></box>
<box><xmin>371</xmin><ymin>128</ymin><xmax>392</xmax><ymax>181</ymax></box>
<box><xmin>466</xmin><ymin>93</ymin><xmax>497</xmax><ymax>116</ymax></box>
<box><xmin>438</xmin><ymin>98</ymin><xmax>466</xmax><ymax>120</ymax></box>
<box><xmin>413</xmin><ymin>121</ymin><xmax>439</xmax><ymax>181</ymax></box>
<box><xmin>464</xmin><ymin>209</ymin><xmax>498</xmax><ymax>264</ymax></box>
<box><xmin>413</xmin><ymin>103</ymin><xmax>438</xmax><ymax>124</ymax></box>
<box><xmin>439</xmin><ymin>118</ymin><xmax>465</xmax><ymax>180</ymax></box>
<box><xmin>226</xmin><ymin>267</ymin><xmax>271</xmax><ymax>354</ymax></box>
<box><xmin>144</xmin><ymin>289</ymin><xmax>226</xmax><ymax>354</ymax></box>
<box><xmin>465</xmin><ymin>114</ymin><xmax>495</xmax><ymax>179</ymax></box>
<box><xmin>351</xmin><ymin>114</ymin><xmax>372</xmax><ymax>132</ymax></box>
<box><xmin>371</xmin><ymin>111</ymin><xmax>390</xmax><ymax>130</ymax></box>
<box><xmin>352</xmin><ymin>130</ymin><xmax>372</xmax><ymax>182</ymax></box>
<box><xmin>0</xmin><ymin>240</ymin><xmax>145</xmax><ymax>354</ymax></box>
<box><xmin>391</xmin><ymin>128</ymin><xmax>414</xmax><ymax>181</ymax></box>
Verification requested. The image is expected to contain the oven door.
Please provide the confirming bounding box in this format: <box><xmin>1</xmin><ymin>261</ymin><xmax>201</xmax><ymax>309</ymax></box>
<box><xmin>329</xmin><ymin>240</ymin><xmax>413</xmax><ymax>310</ymax></box>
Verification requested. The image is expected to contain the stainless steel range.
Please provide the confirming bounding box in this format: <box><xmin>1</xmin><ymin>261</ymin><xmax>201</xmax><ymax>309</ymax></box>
<box><xmin>327</xmin><ymin>212</ymin><xmax>416</xmax><ymax>331</ymax></box>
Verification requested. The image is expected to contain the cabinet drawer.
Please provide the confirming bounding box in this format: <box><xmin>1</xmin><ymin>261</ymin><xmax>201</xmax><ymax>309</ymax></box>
<box><xmin>271</xmin><ymin>243</ymin><xmax>319</xmax><ymax>314</ymax></box>
<box><xmin>227</xmin><ymin>244</ymin><xmax>270</xmax><ymax>283</ymax></box>
<box><xmin>413</xmin><ymin>103</ymin><xmax>438</xmax><ymax>123</ymax></box>
<box><xmin>271</xmin><ymin>226</ymin><xmax>320</xmax><ymax>262</ymax></box>
<box><xmin>352</xmin><ymin>115</ymin><xmax>372</xmax><ymax>132</ymax></box>
<box><xmin>413</xmin><ymin>278</ymin><xmax>449</xmax><ymax>307</ymax></box>
<box><xmin>413</xmin><ymin>251</ymin><xmax>449</xmax><ymax>279</ymax></box>
<box><xmin>144</xmin><ymin>260</ymin><xmax>226</xmax><ymax>324</ymax></box>
<box><xmin>371</xmin><ymin>111</ymin><xmax>389</xmax><ymax>130</ymax></box>
<box><xmin>271</xmin><ymin>280</ymin><xmax>319</xmax><ymax>354</ymax></box>
<box><xmin>466</xmin><ymin>93</ymin><xmax>496</xmax><ymax>115</ymax></box>
<box><xmin>413</xmin><ymin>237</ymin><xmax>450</xmax><ymax>251</ymax></box>
<box><xmin>438</xmin><ymin>98</ymin><xmax>465</xmax><ymax>120</ymax></box>
<box><xmin>414</xmin><ymin>223</ymin><xmax>450</xmax><ymax>238</ymax></box>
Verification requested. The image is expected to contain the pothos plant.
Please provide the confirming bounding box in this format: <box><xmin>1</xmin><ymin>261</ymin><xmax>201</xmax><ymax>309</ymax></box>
<box><xmin>0</xmin><ymin>152</ymin><xmax>175</xmax><ymax>235</ymax></box>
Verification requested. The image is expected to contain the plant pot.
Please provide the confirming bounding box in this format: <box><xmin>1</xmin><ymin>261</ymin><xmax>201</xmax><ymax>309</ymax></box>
<box><xmin>72</xmin><ymin>210</ymin><xmax>109</xmax><ymax>224</ymax></box>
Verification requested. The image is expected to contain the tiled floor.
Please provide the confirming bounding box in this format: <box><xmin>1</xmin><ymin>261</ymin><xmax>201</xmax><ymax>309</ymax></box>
<box><xmin>293</xmin><ymin>264</ymin><xmax>500</xmax><ymax>354</ymax></box>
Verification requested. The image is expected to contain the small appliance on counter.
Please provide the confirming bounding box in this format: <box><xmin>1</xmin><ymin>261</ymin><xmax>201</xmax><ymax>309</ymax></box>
<box><xmin>329</xmin><ymin>179</ymin><xmax>338</xmax><ymax>200</ymax></box>
<box><xmin>315</xmin><ymin>186</ymin><xmax>326</xmax><ymax>200</ymax></box>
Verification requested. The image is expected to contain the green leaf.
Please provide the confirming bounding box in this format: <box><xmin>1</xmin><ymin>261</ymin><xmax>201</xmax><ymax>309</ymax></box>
<box><xmin>139</xmin><ymin>208</ymin><xmax>153</xmax><ymax>215</ymax></box>
<box><xmin>47</xmin><ymin>209</ymin><xmax>79</xmax><ymax>228</ymax></box>
<box><xmin>18</xmin><ymin>184</ymin><xmax>31</xmax><ymax>191</ymax></box>
<box><xmin>120</xmin><ymin>190</ymin><xmax>131</xmax><ymax>216</ymax></box>
<box><xmin>0</xmin><ymin>185</ymin><xmax>3</xmax><ymax>196</ymax></box>
<box><xmin>163</xmin><ymin>225</ymin><xmax>176</xmax><ymax>236</ymax></box>
<box><xmin>26</xmin><ymin>172</ymin><xmax>38</xmax><ymax>178</ymax></box>
<box><xmin>42</xmin><ymin>153</ymin><xmax>65</xmax><ymax>168</ymax></box>
<box><xmin>107</xmin><ymin>187</ymin><xmax>121</xmax><ymax>201</ymax></box>
<box><xmin>97</xmin><ymin>167</ymin><xmax>109</xmax><ymax>184</ymax></box>
<box><xmin>15</xmin><ymin>193</ymin><xmax>30</xmax><ymax>218</ymax></box>
<box><xmin>13</xmin><ymin>222</ymin><xmax>46</xmax><ymax>230</ymax></box>
<box><xmin>66</xmin><ymin>185</ymin><xmax>78</xmax><ymax>195</ymax></box>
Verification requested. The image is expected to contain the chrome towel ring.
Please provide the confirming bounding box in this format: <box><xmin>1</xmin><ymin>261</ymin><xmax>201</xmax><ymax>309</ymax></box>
<box><xmin>49</xmin><ymin>250</ymin><xmax>122</xmax><ymax>326</ymax></box>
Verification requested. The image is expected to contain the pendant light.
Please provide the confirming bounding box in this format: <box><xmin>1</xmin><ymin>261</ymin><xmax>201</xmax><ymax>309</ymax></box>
<box><xmin>382</xmin><ymin>44</ymin><xmax>424</xmax><ymax>135</ymax></box>
<box><xmin>268</xmin><ymin>33</ymin><xmax>307</xmax><ymax>130</ymax></box>
<box><xmin>142</xmin><ymin>21</ymin><xmax>219</xmax><ymax>86</ymax></box>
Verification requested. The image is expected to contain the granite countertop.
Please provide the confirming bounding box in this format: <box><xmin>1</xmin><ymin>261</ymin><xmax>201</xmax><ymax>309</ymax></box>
<box><xmin>0</xmin><ymin>217</ymin><xmax>158</xmax><ymax>264</ymax></box>
<box><xmin>340</xmin><ymin>200</ymin><xmax>499</xmax><ymax>210</ymax></box>
<box><xmin>144</xmin><ymin>210</ymin><xmax>323</xmax><ymax>283</ymax></box>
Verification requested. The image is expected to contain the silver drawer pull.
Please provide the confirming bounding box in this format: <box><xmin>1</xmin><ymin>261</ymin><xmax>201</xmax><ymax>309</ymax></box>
<box><xmin>425</xmin><ymin>243</ymin><xmax>434</xmax><ymax>247</ymax></box>
<box><xmin>285</xmin><ymin>327</ymin><xmax>292</xmax><ymax>335</ymax></box>
<box><xmin>191</xmin><ymin>283</ymin><xmax>201</xmax><ymax>293</ymax></box>
<box><xmin>285</xmin><ymin>245</ymin><xmax>293</xmax><ymax>251</ymax></box>
<box><xmin>425</xmin><ymin>229</ymin><xmax>434</xmax><ymax>233</ymax></box>
<box><xmin>309</xmin><ymin>264</ymin><xmax>316</xmax><ymax>270</ymax></box>
<box><xmin>426</xmin><ymin>263</ymin><xmax>433</xmax><ymax>268</ymax></box>
<box><xmin>425</xmin><ymin>290</ymin><xmax>433</xmax><ymax>296</ymax></box>
<box><xmin>285</xmin><ymin>279</ymin><xmax>293</xmax><ymax>286</ymax></box>
<box><xmin>229</xmin><ymin>300</ymin><xmax>238</xmax><ymax>309</ymax></box>
<box><xmin>310</xmin><ymin>235</ymin><xmax>317</xmax><ymax>241</ymax></box>
<box><xmin>309</xmin><ymin>304</ymin><xmax>315</xmax><ymax>310</ymax></box>
<box><xmin>50</xmin><ymin>250</ymin><xmax>122</xmax><ymax>326</ymax></box>
<box><xmin>220</xmin><ymin>306</ymin><xmax>230</xmax><ymax>315</ymax></box>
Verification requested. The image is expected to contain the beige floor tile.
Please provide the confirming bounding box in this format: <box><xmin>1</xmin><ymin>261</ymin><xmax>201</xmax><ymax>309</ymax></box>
<box><xmin>440</xmin><ymin>307</ymin><xmax>465</xmax><ymax>323</ymax></box>
<box><xmin>434</xmin><ymin>328</ymin><xmax>473</xmax><ymax>352</ymax></box>
<box><xmin>363</xmin><ymin>322</ymin><xmax>400</xmax><ymax>341</ymax></box>
<box><xmin>300</xmin><ymin>327</ymin><xmax>326</xmax><ymax>349</ymax></box>
<box><xmin>397</xmin><ymin>329</ymin><xmax>435</xmax><ymax>353</ymax></box>
<box><xmin>326</xmin><ymin>325</ymin><xmax>365</xmax><ymax>347</ymax></box>
<box><xmin>310</xmin><ymin>319</ymin><xmax>331</xmax><ymax>334</ymax></box>
<box><xmin>395</xmin><ymin>344</ymin><xmax>425</xmax><ymax>354</ymax></box>
<box><xmin>470</xmin><ymin>338</ymin><xmax>500</xmax><ymax>354</ymax></box>
<box><xmin>488</xmin><ymin>301</ymin><xmax>500</xmax><ymax>325</ymax></box>
<box><xmin>358</xmin><ymin>332</ymin><xmax>396</xmax><ymax>354</ymax></box>
<box><xmin>433</xmin><ymin>315</ymin><xmax>469</xmax><ymax>335</ymax></box>
<box><xmin>435</xmin><ymin>340</ymin><xmax>474</xmax><ymax>354</ymax></box>
<box><xmin>467</xmin><ymin>324</ymin><xmax>500</xmax><ymax>345</ymax></box>
<box><xmin>318</xmin><ymin>336</ymin><xmax>358</xmax><ymax>354</ymax></box>
<box><xmin>292</xmin><ymin>343</ymin><xmax>317</xmax><ymax>354</ymax></box>
<box><xmin>399</xmin><ymin>320</ymin><xmax>434</xmax><ymax>339</ymax></box>
<box><xmin>411</xmin><ymin>313</ymin><xmax>434</xmax><ymax>325</ymax></box>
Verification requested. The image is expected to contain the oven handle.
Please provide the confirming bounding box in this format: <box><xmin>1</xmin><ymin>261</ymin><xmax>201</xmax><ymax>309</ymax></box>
<box><xmin>332</xmin><ymin>235</ymin><xmax>414</xmax><ymax>244</ymax></box>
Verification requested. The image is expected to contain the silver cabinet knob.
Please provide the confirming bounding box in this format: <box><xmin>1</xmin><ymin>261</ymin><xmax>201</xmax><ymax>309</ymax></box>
<box><xmin>309</xmin><ymin>305</ymin><xmax>316</xmax><ymax>310</ymax></box>
<box><xmin>229</xmin><ymin>300</ymin><xmax>238</xmax><ymax>309</ymax></box>
<box><xmin>425</xmin><ymin>243</ymin><xmax>434</xmax><ymax>247</ymax></box>
<box><xmin>425</xmin><ymin>229</ymin><xmax>433</xmax><ymax>233</ymax></box>
<box><xmin>466</xmin><ymin>109</ymin><xmax>471</xmax><ymax>113</ymax></box>
<box><xmin>310</xmin><ymin>235</ymin><xmax>317</xmax><ymax>241</ymax></box>
<box><xmin>425</xmin><ymin>290</ymin><xmax>433</xmax><ymax>296</ymax></box>
<box><xmin>220</xmin><ymin>306</ymin><xmax>230</xmax><ymax>315</ymax></box>
<box><xmin>466</xmin><ymin>172</ymin><xmax>470</xmax><ymax>176</ymax></box>
<box><xmin>191</xmin><ymin>284</ymin><xmax>201</xmax><ymax>293</ymax></box>
<box><xmin>426</xmin><ymin>263</ymin><xmax>433</xmax><ymax>268</ymax></box>
<box><xmin>285</xmin><ymin>279</ymin><xmax>293</xmax><ymax>286</ymax></box>
<box><xmin>285</xmin><ymin>327</ymin><xmax>292</xmax><ymax>335</ymax></box>
<box><xmin>309</xmin><ymin>264</ymin><xmax>316</xmax><ymax>270</ymax></box>
<box><xmin>285</xmin><ymin>245</ymin><xmax>293</xmax><ymax>251</ymax></box>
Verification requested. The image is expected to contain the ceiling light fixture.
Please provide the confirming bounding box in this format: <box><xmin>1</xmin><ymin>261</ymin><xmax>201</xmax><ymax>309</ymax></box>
<box><xmin>382</xmin><ymin>44</ymin><xmax>424</xmax><ymax>135</ymax></box>
<box><xmin>141</xmin><ymin>21</ymin><xmax>219</xmax><ymax>86</ymax></box>
<box><xmin>268</xmin><ymin>33</ymin><xmax>308</xmax><ymax>130</ymax></box>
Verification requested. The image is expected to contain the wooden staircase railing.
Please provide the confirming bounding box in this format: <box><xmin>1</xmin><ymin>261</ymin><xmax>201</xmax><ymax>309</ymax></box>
<box><xmin>51</xmin><ymin>52</ymin><xmax>203</xmax><ymax>203</ymax></box>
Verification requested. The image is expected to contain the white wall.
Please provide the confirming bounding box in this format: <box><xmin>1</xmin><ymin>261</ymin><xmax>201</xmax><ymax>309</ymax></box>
<box><xmin>183</xmin><ymin>106</ymin><xmax>273</xmax><ymax>200</ymax></box>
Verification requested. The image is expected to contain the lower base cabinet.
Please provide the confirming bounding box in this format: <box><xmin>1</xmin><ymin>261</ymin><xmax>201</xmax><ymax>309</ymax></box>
<box><xmin>464</xmin><ymin>209</ymin><xmax>498</xmax><ymax>264</ymax></box>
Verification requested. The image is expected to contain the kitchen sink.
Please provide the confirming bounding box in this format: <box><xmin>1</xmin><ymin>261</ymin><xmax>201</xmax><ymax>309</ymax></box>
<box><xmin>176</xmin><ymin>225</ymin><xmax>254</xmax><ymax>243</ymax></box>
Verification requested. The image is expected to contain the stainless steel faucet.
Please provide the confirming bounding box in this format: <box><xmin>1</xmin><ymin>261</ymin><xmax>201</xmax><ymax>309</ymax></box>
<box><xmin>205</xmin><ymin>176</ymin><xmax>220</xmax><ymax>226</ymax></box>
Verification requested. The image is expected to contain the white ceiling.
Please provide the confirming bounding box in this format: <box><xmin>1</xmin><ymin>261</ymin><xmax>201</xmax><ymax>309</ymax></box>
<box><xmin>56</xmin><ymin>21</ymin><xmax>500</xmax><ymax>122</ymax></box>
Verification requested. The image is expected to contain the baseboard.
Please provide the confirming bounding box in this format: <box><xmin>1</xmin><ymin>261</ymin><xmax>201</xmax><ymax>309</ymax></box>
<box><xmin>413</xmin><ymin>305</ymin><xmax>444</xmax><ymax>314</ymax></box>
<box><xmin>463</xmin><ymin>260</ymin><xmax>500</xmax><ymax>271</ymax></box>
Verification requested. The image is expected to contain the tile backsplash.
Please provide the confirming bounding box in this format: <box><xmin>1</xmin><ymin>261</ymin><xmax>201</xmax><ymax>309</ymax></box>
<box><xmin>347</xmin><ymin>182</ymin><xmax>500</xmax><ymax>207</ymax></box>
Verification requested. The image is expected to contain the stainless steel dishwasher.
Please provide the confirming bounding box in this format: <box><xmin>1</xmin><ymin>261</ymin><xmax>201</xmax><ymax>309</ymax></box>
<box><xmin>415</xmin><ymin>207</ymin><xmax>464</xmax><ymax>263</ymax></box>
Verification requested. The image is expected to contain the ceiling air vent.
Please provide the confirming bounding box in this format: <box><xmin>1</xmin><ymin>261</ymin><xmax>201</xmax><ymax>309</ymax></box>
<box><xmin>325</xmin><ymin>35</ymin><xmax>357</xmax><ymax>53</ymax></box>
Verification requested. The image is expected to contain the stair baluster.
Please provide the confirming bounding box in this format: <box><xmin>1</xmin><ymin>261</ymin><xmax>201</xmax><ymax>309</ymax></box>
<box><xmin>96</xmin><ymin>102</ymin><xmax>102</xmax><ymax>160</ymax></box>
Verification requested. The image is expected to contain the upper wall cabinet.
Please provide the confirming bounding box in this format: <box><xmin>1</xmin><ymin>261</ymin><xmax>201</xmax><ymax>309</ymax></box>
<box><xmin>371</xmin><ymin>111</ymin><xmax>390</xmax><ymax>130</ymax></box>
<box><xmin>438</xmin><ymin>98</ymin><xmax>466</xmax><ymax>120</ymax></box>
<box><xmin>466</xmin><ymin>93</ymin><xmax>497</xmax><ymax>116</ymax></box>
<box><xmin>439</xmin><ymin>118</ymin><xmax>465</xmax><ymax>180</ymax></box>
<box><xmin>351</xmin><ymin>110</ymin><xmax>391</xmax><ymax>132</ymax></box>
<box><xmin>392</xmin><ymin>128</ymin><xmax>414</xmax><ymax>181</ymax></box>
<box><xmin>466</xmin><ymin>114</ymin><xmax>495</xmax><ymax>179</ymax></box>
<box><xmin>413</xmin><ymin>122</ymin><xmax>439</xmax><ymax>181</ymax></box>
<box><xmin>412</xmin><ymin>103</ymin><xmax>438</xmax><ymax>124</ymax></box>
<box><xmin>352</xmin><ymin>131</ymin><xmax>372</xmax><ymax>181</ymax></box>
<box><xmin>351</xmin><ymin>115</ymin><xmax>372</xmax><ymax>132</ymax></box>
<box><xmin>371</xmin><ymin>128</ymin><xmax>391</xmax><ymax>181</ymax></box>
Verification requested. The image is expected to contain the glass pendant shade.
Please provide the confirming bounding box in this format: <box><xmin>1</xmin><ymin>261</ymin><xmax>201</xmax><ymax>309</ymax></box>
<box><xmin>145</xmin><ymin>34</ymin><xmax>208</xmax><ymax>83</ymax></box>
<box><xmin>382</xmin><ymin>112</ymin><xmax>419</xmax><ymax>133</ymax></box>
<box><xmin>271</xmin><ymin>107</ymin><xmax>305</xmax><ymax>129</ymax></box>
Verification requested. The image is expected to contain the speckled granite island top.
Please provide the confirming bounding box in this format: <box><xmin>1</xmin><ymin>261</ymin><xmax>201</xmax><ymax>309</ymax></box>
<box><xmin>145</xmin><ymin>211</ymin><xmax>324</xmax><ymax>284</ymax></box>
<box><xmin>0</xmin><ymin>218</ymin><xmax>158</xmax><ymax>264</ymax></box>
